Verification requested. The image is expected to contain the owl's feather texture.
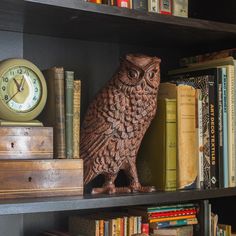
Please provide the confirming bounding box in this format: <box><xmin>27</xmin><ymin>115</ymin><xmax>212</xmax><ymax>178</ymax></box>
<box><xmin>80</xmin><ymin>54</ymin><xmax>161</xmax><ymax>193</ymax></box>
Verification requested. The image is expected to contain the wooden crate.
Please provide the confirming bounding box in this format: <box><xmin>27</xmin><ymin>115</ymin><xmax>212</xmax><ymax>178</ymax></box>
<box><xmin>0</xmin><ymin>127</ymin><xmax>53</xmax><ymax>159</ymax></box>
<box><xmin>0</xmin><ymin>159</ymin><xmax>83</xmax><ymax>199</ymax></box>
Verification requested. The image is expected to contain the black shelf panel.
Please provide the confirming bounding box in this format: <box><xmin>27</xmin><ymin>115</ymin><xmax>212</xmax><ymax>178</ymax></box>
<box><xmin>1</xmin><ymin>188</ymin><xmax>236</xmax><ymax>215</ymax></box>
<box><xmin>1</xmin><ymin>0</ymin><xmax>236</xmax><ymax>48</ymax></box>
<box><xmin>23</xmin><ymin>0</ymin><xmax>236</xmax><ymax>48</ymax></box>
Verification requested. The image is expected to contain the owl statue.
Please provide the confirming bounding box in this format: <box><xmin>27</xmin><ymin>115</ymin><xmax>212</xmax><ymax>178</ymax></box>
<box><xmin>80</xmin><ymin>54</ymin><xmax>161</xmax><ymax>194</ymax></box>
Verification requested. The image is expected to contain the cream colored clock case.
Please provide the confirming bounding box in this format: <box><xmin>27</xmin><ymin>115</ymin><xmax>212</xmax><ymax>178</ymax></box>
<box><xmin>0</xmin><ymin>58</ymin><xmax>47</xmax><ymax>121</ymax></box>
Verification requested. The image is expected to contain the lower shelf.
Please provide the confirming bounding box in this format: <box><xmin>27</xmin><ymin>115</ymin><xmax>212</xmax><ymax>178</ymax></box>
<box><xmin>0</xmin><ymin>188</ymin><xmax>236</xmax><ymax>215</ymax></box>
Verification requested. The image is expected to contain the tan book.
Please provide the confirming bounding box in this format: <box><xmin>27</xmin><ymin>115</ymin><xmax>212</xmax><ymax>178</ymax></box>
<box><xmin>73</xmin><ymin>80</ymin><xmax>81</xmax><ymax>159</ymax></box>
<box><xmin>177</xmin><ymin>84</ymin><xmax>197</xmax><ymax>189</ymax></box>
<box><xmin>40</xmin><ymin>67</ymin><xmax>66</xmax><ymax>159</ymax></box>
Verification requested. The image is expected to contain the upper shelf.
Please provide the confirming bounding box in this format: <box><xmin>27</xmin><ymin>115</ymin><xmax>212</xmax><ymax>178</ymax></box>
<box><xmin>1</xmin><ymin>0</ymin><xmax>236</xmax><ymax>48</ymax></box>
<box><xmin>1</xmin><ymin>188</ymin><xmax>236</xmax><ymax>215</ymax></box>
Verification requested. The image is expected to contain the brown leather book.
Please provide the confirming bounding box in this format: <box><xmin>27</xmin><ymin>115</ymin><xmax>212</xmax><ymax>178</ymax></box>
<box><xmin>40</xmin><ymin>67</ymin><xmax>66</xmax><ymax>159</ymax></box>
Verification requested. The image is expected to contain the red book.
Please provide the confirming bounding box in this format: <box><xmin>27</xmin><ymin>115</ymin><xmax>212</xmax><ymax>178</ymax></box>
<box><xmin>141</xmin><ymin>223</ymin><xmax>149</xmax><ymax>234</ymax></box>
<box><xmin>116</xmin><ymin>0</ymin><xmax>130</xmax><ymax>8</ymax></box>
<box><xmin>159</xmin><ymin>0</ymin><xmax>172</xmax><ymax>14</ymax></box>
<box><xmin>148</xmin><ymin>209</ymin><xmax>198</xmax><ymax>219</ymax></box>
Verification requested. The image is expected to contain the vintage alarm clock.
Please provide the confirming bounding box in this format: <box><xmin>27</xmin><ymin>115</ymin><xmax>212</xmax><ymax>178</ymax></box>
<box><xmin>0</xmin><ymin>58</ymin><xmax>47</xmax><ymax>121</ymax></box>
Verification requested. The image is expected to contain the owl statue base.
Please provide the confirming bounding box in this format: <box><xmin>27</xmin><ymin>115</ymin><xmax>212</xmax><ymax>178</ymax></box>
<box><xmin>91</xmin><ymin>183</ymin><xmax>156</xmax><ymax>195</ymax></box>
<box><xmin>80</xmin><ymin>54</ymin><xmax>161</xmax><ymax>195</ymax></box>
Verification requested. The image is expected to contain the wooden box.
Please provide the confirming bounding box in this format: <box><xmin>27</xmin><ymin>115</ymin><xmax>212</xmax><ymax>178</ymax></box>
<box><xmin>0</xmin><ymin>159</ymin><xmax>83</xmax><ymax>199</ymax></box>
<box><xmin>0</xmin><ymin>127</ymin><xmax>53</xmax><ymax>159</ymax></box>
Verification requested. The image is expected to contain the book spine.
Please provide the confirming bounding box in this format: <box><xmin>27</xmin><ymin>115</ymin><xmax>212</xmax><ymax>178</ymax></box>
<box><xmin>73</xmin><ymin>80</ymin><xmax>81</xmax><ymax>159</ymax></box>
<box><xmin>54</xmin><ymin>68</ymin><xmax>66</xmax><ymax>159</ymax></box>
<box><xmin>116</xmin><ymin>0</ymin><xmax>130</xmax><ymax>8</ymax></box>
<box><xmin>148</xmin><ymin>0</ymin><xmax>159</xmax><ymax>12</ymax></box>
<box><xmin>165</xmin><ymin>99</ymin><xmax>177</xmax><ymax>191</ymax></box>
<box><xmin>217</xmin><ymin>69</ymin><xmax>224</xmax><ymax>188</ymax></box>
<box><xmin>141</xmin><ymin>223</ymin><xmax>149</xmax><ymax>234</ymax></box>
<box><xmin>150</xmin><ymin>218</ymin><xmax>198</xmax><ymax>229</ymax></box>
<box><xmin>159</xmin><ymin>0</ymin><xmax>172</xmax><ymax>14</ymax></box>
<box><xmin>123</xmin><ymin>216</ymin><xmax>128</xmax><ymax>236</ymax></box>
<box><xmin>197</xmin><ymin>90</ymin><xmax>204</xmax><ymax>189</ymax></box>
<box><xmin>65</xmin><ymin>71</ymin><xmax>74</xmax><ymax>159</ymax></box>
<box><xmin>227</xmin><ymin>65</ymin><xmax>235</xmax><ymax>187</ymax></box>
<box><xmin>104</xmin><ymin>220</ymin><xmax>109</xmax><ymax>236</ymax></box>
<box><xmin>149</xmin><ymin>214</ymin><xmax>196</xmax><ymax>223</ymax></box>
<box><xmin>137</xmin><ymin>216</ymin><xmax>142</xmax><ymax>233</ymax></box>
<box><xmin>99</xmin><ymin>219</ymin><xmax>104</xmax><ymax>236</ymax></box>
<box><xmin>132</xmin><ymin>0</ymin><xmax>148</xmax><ymax>11</ymax></box>
<box><xmin>222</xmin><ymin>67</ymin><xmax>228</xmax><ymax>188</ymax></box>
<box><xmin>172</xmin><ymin>0</ymin><xmax>188</xmax><ymax>17</ymax></box>
<box><xmin>177</xmin><ymin>85</ymin><xmax>197</xmax><ymax>189</ymax></box>
<box><xmin>208</xmin><ymin>77</ymin><xmax>218</xmax><ymax>188</ymax></box>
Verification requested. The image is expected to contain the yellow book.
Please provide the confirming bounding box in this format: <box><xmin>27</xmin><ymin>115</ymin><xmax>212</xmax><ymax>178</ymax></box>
<box><xmin>138</xmin><ymin>97</ymin><xmax>177</xmax><ymax>191</ymax></box>
<box><xmin>73</xmin><ymin>80</ymin><xmax>81</xmax><ymax>159</ymax></box>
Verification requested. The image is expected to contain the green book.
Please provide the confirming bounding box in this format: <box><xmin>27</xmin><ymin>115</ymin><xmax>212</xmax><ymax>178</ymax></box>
<box><xmin>65</xmin><ymin>71</ymin><xmax>74</xmax><ymax>159</ymax></box>
<box><xmin>138</xmin><ymin>98</ymin><xmax>177</xmax><ymax>191</ymax></box>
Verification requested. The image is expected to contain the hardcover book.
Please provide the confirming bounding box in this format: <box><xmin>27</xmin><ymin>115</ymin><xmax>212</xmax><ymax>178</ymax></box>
<box><xmin>138</xmin><ymin>97</ymin><xmax>176</xmax><ymax>191</ymax></box>
<box><xmin>153</xmin><ymin>225</ymin><xmax>193</xmax><ymax>236</ymax></box>
<box><xmin>172</xmin><ymin>0</ymin><xmax>188</xmax><ymax>17</ymax></box>
<box><xmin>41</xmin><ymin>67</ymin><xmax>66</xmax><ymax>159</ymax></box>
<box><xmin>73</xmin><ymin>80</ymin><xmax>81</xmax><ymax>159</ymax></box>
<box><xmin>132</xmin><ymin>0</ymin><xmax>148</xmax><ymax>11</ymax></box>
<box><xmin>65</xmin><ymin>71</ymin><xmax>74</xmax><ymax>159</ymax></box>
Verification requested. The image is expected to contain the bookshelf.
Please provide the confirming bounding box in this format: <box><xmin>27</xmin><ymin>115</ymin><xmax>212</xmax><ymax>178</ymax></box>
<box><xmin>0</xmin><ymin>0</ymin><xmax>236</xmax><ymax>235</ymax></box>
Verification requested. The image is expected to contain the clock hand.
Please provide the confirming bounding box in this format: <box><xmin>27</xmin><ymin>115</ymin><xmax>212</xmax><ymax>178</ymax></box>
<box><xmin>19</xmin><ymin>76</ymin><xmax>26</xmax><ymax>92</ymax></box>
<box><xmin>6</xmin><ymin>90</ymin><xmax>19</xmax><ymax>104</ymax></box>
<box><xmin>13</xmin><ymin>78</ymin><xmax>21</xmax><ymax>91</ymax></box>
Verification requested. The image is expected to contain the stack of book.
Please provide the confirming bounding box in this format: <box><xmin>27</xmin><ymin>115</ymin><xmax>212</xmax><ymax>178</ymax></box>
<box><xmin>69</xmin><ymin>212</ymin><xmax>143</xmax><ymax>235</ymax></box>
<box><xmin>40</xmin><ymin>67</ymin><xmax>81</xmax><ymax>159</ymax></box>
<box><xmin>139</xmin><ymin>47</ymin><xmax>236</xmax><ymax>191</ymax></box>
<box><xmin>127</xmin><ymin>203</ymin><xmax>198</xmax><ymax>234</ymax></box>
<box><xmin>86</xmin><ymin>0</ymin><xmax>188</xmax><ymax>18</ymax></box>
<box><xmin>169</xmin><ymin>49</ymin><xmax>236</xmax><ymax>189</ymax></box>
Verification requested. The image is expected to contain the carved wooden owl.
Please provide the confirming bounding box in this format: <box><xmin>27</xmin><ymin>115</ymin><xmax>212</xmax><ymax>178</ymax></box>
<box><xmin>80</xmin><ymin>54</ymin><xmax>161</xmax><ymax>194</ymax></box>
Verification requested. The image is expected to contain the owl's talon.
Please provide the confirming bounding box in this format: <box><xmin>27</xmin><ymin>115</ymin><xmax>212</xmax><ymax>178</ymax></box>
<box><xmin>130</xmin><ymin>184</ymin><xmax>156</xmax><ymax>193</ymax></box>
<box><xmin>91</xmin><ymin>186</ymin><xmax>131</xmax><ymax>194</ymax></box>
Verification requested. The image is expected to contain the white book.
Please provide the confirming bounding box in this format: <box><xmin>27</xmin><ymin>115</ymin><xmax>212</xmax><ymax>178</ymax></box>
<box><xmin>173</xmin><ymin>0</ymin><xmax>188</xmax><ymax>17</ymax></box>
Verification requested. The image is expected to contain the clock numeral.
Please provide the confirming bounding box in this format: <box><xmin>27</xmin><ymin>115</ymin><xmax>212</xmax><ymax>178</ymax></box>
<box><xmin>33</xmin><ymin>96</ymin><xmax>37</xmax><ymax>101</ymax></box>
<box><xmin>10</xmin><ymin>71</ymin><xmax>15</xmax><ymax>76</ymax></box>
<box><xmin>17</xmin><ymin>68</ymin><xmax>23</xmax><ymax>74</ymax></box>
<box><xmin>4</xmin><ymin>95</ymin><xmax>8</xmax><ymax>101</ymax></box>
<box><xmin>1</xmin><ymin>86</ymin><xmax>6</xmax><ymax>91</ymax></box>
<box><xmin>33</xmin><ymin>79</ymin><xmax>36</xmax><ymax>84</ymax></box>
<box><xmin>35</xmin><ymin>87</ymin><xmax>38</xmax><ymax>92</ymax></box>
<box><xmin>3</xmin><ymin>77</ymin><xmax>8</xmax><ymax>82</ymax></box>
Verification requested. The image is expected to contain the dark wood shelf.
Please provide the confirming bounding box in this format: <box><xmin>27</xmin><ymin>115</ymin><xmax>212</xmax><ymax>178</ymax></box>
<box><xmin>0</xmin><ymin>188</ymin><xmax>236</xmax><ymax>215</ymax></box>
<box><xmin>1</xmin><ymin>0</ymin><xmax>236</xmax><ymax>48</ymax></box>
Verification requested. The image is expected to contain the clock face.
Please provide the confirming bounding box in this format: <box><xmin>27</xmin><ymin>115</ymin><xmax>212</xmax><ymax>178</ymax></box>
<box><xmin>0</xmin><ymin>66</ymin><xmax>42</xmax><ymax>113</ymax></box>
<box><xmin>0</xmin><ymin>58</ymin><xmax>47</xmax><ymax>122</ymax></box>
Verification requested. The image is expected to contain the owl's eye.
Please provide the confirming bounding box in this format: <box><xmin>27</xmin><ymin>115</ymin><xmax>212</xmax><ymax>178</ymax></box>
<box><xmin>128</xmin><ymin>69</ymin><xmax>138</xmax><ymax>79</ymax></box>
<box><xmin>147</xmin><ymin>70</ymin><xmax>157</xmax><ymax>79</ymax></box>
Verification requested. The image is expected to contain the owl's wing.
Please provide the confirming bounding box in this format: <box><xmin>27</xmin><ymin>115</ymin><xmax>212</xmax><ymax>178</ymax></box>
<box><xmin>80</xmin><ymin>90</ymin><xmax>127</xmax><ymax>182</ymax></box>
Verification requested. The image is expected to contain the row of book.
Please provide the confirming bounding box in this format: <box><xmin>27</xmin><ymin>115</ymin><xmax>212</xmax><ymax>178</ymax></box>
<box><xmin>39</xmin><ymin>67</ymin><xmax>81</xmax><ymax>159</ymax></box>
<box><xmin>69</xmin><ymin>212</ymin><xmax>144</xmax><ymax>235</ymax></box>
<box><xmin>138</xmin><ymin>48</ymin><xmax>236</xmax><ymax>191</ymax></box>
<box><xmin>128</xmin><ymin>203</ymin><xmax>198</xmax><ymax>235</ymax></box>
<box><xmin>39</xmin><ymin>203</ymin><xmax>199</xmax><ymax>236</ymax></box>
<box><xmin>87</xmin><ymin>0</ymin><xmax>188</xmax><ymax>18</ymax></box>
